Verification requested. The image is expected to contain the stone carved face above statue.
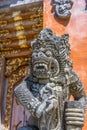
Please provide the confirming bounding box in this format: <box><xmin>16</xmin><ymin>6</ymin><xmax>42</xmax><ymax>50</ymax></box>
<box><xmin>52</xmin><ymin>0</ymin><xmax>73</xmax><ymax>19</ymax></box>
<box><xmin>15</xmin><ymin>28</ymin><xmax>86</xmax><ymax>130</ymax></box>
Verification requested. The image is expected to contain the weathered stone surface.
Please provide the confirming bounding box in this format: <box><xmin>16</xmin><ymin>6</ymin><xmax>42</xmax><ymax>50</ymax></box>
<box><xmin>52</xmin><ymin>0</ymin><xmax>73</xmax><ymax>19</ymax></box>
<box><xmin>14</xmin><ymin>28</ymin><xmax>86</xmax><ymax>130</ymax></box>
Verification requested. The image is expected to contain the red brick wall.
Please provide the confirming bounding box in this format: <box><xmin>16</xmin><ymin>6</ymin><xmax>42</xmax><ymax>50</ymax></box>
<box><xmin>43</xmin><ymin>0</ymin><xmax>87</xmax><ymax>129</ymax></box>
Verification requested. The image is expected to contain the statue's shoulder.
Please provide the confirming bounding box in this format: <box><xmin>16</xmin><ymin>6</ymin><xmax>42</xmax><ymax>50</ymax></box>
<box><xmin>68</xmin><ymin>70</ymin><xmax>80</xmax><ymax>85</ymax></box>
<box><xmin>14</xmin><ymin>75</ymin><xmax>34</xmax><ymax>99</ymax></box>
<box><xmin>24</xmin><ymin>75</ymin><xmax>33</xmax><ymax>89</ymax></box>
<box><xmin>24</xmin><ymin>76</ymin><xmax>31</xmax><ymax>83</ymax></box>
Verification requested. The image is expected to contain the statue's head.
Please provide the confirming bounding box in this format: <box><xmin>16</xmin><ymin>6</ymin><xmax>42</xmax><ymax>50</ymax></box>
<box><xmin>30</xmin><ymin>28</ymin><xmax>71</xmax><ymax>80</ymax></box>
<box><xmin>53</xmin><ymin>0</ymin><xmax>73</xmax><ymax>19</ymax></box>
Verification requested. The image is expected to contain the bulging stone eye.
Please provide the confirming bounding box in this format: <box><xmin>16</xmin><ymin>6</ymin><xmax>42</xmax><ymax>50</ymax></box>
<box><xmin>46</xmin><ymin>51</ymin><xmax>52</xmax><ymax>57</ymax></box>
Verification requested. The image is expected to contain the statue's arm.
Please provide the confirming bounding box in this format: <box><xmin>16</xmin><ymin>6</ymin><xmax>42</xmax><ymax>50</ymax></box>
<box><xmin>14</xmin><ymin>81</ymin><xmax>41</xmax><ymax>115</ymax></box>
<box><xmin>65</xmin><ymin>72</ymin><xmax>86</xmax><ymax>128</ymax></box>
<box><xmin>69</xmin><ymin>77</ymin><xmax>86</xmax><ymax>110</ymax></box>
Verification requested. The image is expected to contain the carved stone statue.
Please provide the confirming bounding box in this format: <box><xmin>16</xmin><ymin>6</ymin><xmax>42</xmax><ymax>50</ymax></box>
<box><xmin>14</xmin><ymin>28</ymin><xmax>86</xmax><ymax>130</ymax></box>
<box><xmin>52</xmin><ymin>0</ymin><xmax>73</xmax><ymax>19</ymax></box>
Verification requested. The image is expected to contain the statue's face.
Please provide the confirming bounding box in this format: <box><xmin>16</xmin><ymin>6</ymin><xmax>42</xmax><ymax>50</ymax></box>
<box><xmin>31</xmin><ymin>47</ymin><xmax>60</xmax><ymax>79</ymax></box>
<box><xmin>55</xmin><ymin>0</ymin><xmax>73</xmax><ymax>19</ymax></box>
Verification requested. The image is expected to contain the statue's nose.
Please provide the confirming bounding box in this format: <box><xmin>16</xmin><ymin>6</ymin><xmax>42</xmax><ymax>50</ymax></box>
<box><xmin>59</xmin><ymin>5</ymin><xmax>66</xmax><ymax>11</ymax></box>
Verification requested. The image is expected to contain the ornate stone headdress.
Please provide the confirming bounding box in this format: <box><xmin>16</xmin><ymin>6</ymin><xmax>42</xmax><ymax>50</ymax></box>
<box><xmin>31</xmin><ymin>27</ymin><xmax>71</xmax><ymax>65</ymax></box>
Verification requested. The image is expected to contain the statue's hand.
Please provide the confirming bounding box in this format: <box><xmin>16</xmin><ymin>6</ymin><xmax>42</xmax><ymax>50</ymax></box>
<box><xmin>35</xmin><ymin>95</ymin><xmax>57</xmax><ymax>118</ymax></box>
<box><xmin>45</xmin><ymin>95</ymin><xmax>58</xmax><ymax>112</ymax></box>
<box><xmin>65</xmin><ymin>108</ymin><xmax>85</xmax><ymax>126</ymax></box>
<box><xmin>40</xmin><ymin>83</ymin><xmax>55</xmax><ymax>99</ymax></box>
<box><xmin>35</xmin><ymin>101</ymin><xmax>47</xmax><ymax>118</ymax></box>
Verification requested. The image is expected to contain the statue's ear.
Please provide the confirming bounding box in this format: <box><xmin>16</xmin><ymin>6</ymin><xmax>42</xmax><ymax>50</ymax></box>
<box><xmin>31</xmin><ymin>39</ymin><xmax>40</xmax><ymax>50</ymax></box>
<box><xmin>31</xmin><ymin>39</ymin><xmax>37</xmax><ymax>49</ymax></box>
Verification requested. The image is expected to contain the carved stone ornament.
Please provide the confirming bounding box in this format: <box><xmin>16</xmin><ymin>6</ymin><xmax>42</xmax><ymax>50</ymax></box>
<box><xmin>14</xmin><ymin>28</ymin><xmax>86</xmax><ymax>130</ymax></box>
<box><xmin>52</xmin><ymin>0</ymin><xmax>73</xmax><ymax>19</ymax></box>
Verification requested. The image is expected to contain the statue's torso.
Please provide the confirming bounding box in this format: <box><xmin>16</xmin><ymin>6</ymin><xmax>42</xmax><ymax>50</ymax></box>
<box><xmin>28</xmin><ymin>82</ymin><xmax>69</xmax><ymax>130</ymax></box>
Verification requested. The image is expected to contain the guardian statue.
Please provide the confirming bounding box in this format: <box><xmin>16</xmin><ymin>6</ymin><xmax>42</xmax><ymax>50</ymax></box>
<box><xmin>15</xmin><ymin>28</ymin><xmax>86</xmax><ymax>130</ymax></box>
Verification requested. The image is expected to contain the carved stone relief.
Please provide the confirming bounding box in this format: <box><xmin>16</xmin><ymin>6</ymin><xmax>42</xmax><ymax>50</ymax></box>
<box><xmin>52</xmin><ymin>0</ymin><xmax>73</xmax><ymax>19</ymax></box>
<box><xmin>14</xmin><ymin>28</ymin><xmax>86</xmax><ymax>130</ymax></box>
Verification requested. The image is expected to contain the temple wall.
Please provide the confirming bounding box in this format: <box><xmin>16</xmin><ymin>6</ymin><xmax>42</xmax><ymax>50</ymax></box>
<box><xmin>0</xmin><ymin>1</ymin><xmax>43</xmax><ymax>129</ymax></box>
<box><xmin>43</xmin><ymin>0</ymin><xmax>87</xmax><ymax>129</ymax></box>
